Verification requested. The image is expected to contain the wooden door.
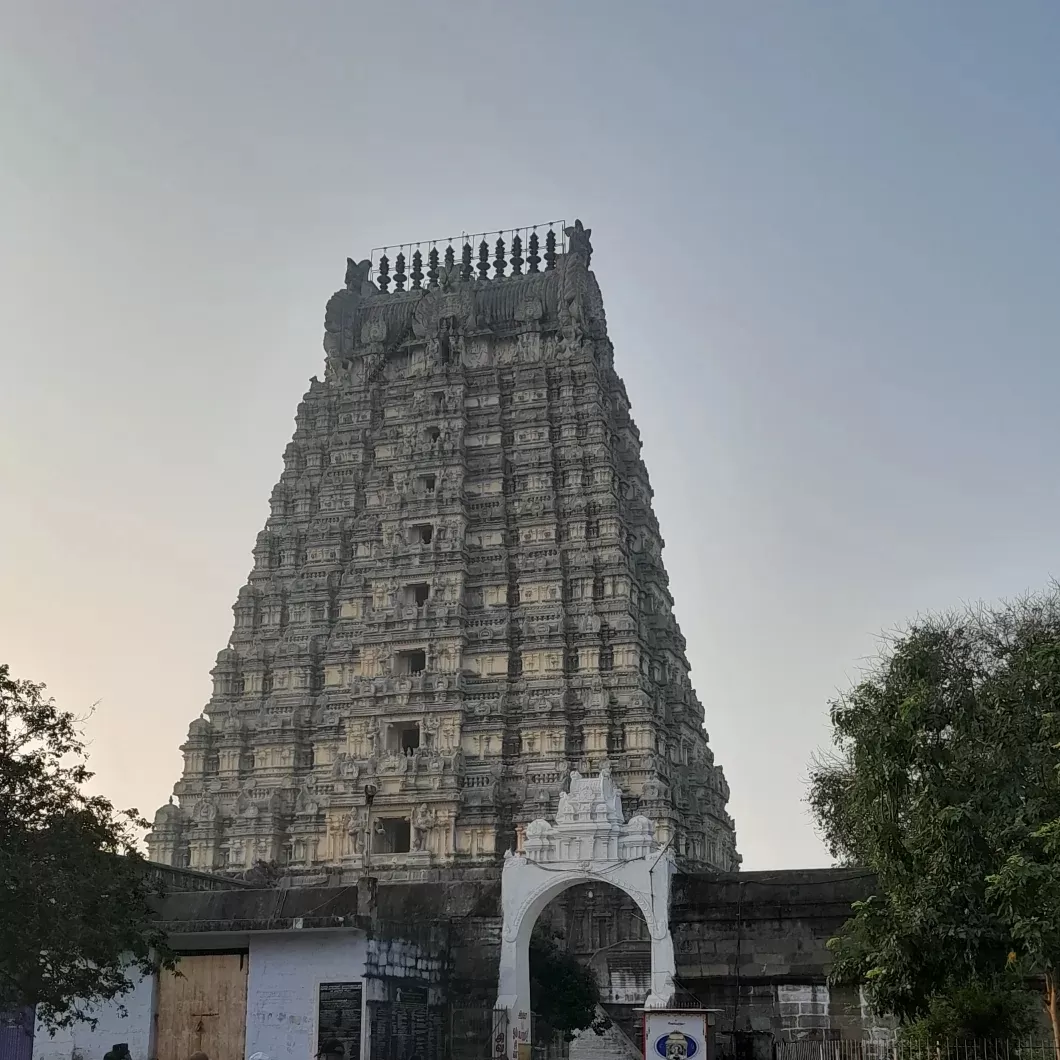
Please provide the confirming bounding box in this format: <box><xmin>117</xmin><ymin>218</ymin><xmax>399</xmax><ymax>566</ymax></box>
<box><xmin>156</xmin><ymin>953</ymin><xmax>248</xmax><ymax>1060</ymax></box>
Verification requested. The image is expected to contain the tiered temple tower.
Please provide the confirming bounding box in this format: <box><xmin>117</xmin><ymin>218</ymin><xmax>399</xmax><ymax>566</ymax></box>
<box><xmin>148</xmin><ymin>221</ymin><xmax>739</xmax><ymax>875</ymax></box>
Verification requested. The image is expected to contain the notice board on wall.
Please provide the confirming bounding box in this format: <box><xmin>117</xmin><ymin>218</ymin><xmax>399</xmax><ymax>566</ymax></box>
<box><xmin>317</xmin><ymin>982</ymin><xmax>363</xmax><ymax>1060</ymax></box>
<box><xmin>643</xmin><ymin>1010</ymin><xmax>710</xmax><ymax>1060</ymax></box>
<box><xmin>369</xmin><ymin>981</ymin><xmax>443</xmax><ymax>1060</ymax></box>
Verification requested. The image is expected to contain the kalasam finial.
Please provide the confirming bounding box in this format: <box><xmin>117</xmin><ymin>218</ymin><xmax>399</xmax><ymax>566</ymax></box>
<box><xmin>528</xmin><ymin>230</ymin><xmax>541</xmax><ymax>274</ymax></box>
<box><xmin>494</xmin><ymin>234</ymin><xmax>506</xmax><ymax>279</ymax></box>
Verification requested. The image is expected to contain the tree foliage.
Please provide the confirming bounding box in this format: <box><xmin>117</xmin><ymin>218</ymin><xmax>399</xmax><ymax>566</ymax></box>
<box><xmin>900</xmin><ymin>982</ymin><xmax>1036</xmax><ymax>1043</ymax></box>
<box><xmin>0</xmin><ymin>664</ymin><xmax>173</xmax><ymax>1029</ymax></box>
<box><xmin>529</xmin><ymin>925</ymin><xmax>604</xmax><ymax>1041</ymax></box>
<box><xmin>809</xmin><ymin>591</ymin><xmax>1060</xmax><ymax>1054</ymax></box>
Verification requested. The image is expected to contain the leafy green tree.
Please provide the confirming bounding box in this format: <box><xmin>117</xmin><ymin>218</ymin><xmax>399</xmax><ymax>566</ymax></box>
<box><xmin>900</xmin><ymin>982</ymin><xmax>1035</xmax><ymax>1043</ymax></box>
<box><xmin>529</xmin><ymin>925</ymin><xmax>604</xmax><ymax>1041</ymax></box>
<box><xmin>988</xmin><ymin>816</ymin><xmax>1060</xmax><ymax>1047</ymax></box>
<box><xmin>0</xmin><ymin>664</ymin><xmax>173</xmax><ymax>1030</ymax></box>
<box><xmin>809</xmin><ymin>592</ymin><xmax>1060</xmax><ymax>1057</ymax></box>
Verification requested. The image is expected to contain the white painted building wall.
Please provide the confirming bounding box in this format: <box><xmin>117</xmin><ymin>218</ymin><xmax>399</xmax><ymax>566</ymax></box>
<box><xmin>246</xmin><ymin>932</ymin><xmax>369</xmax><ymax>1060</ymax></box>
<box><xmin>33</xmin><ymin>972</ymin><xmax>156</xmax><ymax>1060</ymax></box>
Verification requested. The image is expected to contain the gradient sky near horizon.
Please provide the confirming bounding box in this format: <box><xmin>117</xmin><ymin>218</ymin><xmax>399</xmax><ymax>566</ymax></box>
<box><xmin>2</xmin><ymin>2</ymin><xmax>1059</xmax><ymax>870</ymax></box>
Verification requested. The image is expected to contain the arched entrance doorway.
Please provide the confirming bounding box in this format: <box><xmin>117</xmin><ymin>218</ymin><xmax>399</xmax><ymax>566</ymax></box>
<box><xmin>495</xmin><ymin>766</ymin><xmax>676</xmax><ymax>1059</ymax></box>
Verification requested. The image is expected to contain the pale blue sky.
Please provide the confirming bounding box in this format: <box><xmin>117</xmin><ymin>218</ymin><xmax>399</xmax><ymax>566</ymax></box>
<box><xmin>2</xmin><ymin>2</ymin><xmax>1058</xmax><ymax>869</ymax></box>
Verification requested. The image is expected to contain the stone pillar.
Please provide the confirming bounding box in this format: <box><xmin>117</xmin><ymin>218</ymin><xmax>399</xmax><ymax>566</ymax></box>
<box><xmin>495</xmin><ymin>929</ymin><xmax>532</xmax><ymax>1060</ymax></box>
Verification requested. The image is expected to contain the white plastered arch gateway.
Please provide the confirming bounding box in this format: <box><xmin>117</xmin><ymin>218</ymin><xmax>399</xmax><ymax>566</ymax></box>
<box><xmin>494</xmin><ymin>766</ymin><xmax>677</xmax><ymax>1058</ymax></box>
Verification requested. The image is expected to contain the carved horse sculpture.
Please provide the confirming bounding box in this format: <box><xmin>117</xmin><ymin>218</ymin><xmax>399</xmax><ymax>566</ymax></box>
<box><xmin>344</xmin><ymin>257</ymin><xmax>372</xmax><ymax>293</ymax></box>
<box><xmin>560</xmin><ymin>219</ymin><xmax>593</xmax><ymax>340</ymax></box>
<box><xmin>564</xmin><ymin>218</ymin><xmax>592</xmax><ymax>267</ymax></box>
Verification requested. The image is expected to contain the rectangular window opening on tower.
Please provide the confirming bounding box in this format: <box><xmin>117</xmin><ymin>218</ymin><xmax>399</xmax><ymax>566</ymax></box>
<box><xmin>396</xmin><ymin>649</ymin><xmax>427</xmax><ymax>675</ymax></box>
<box><xmin>387</xmin><ymin>722</ymin><xmax>421</xmax><ymax>755</ymax></box>
<box><xmin>411</xmin><ymin>524</ymin><xmax>434</xmax><ymax>545</ymax></box>
<box><xmin>375</xmin><ymin>818</ymin><xmax>411</xmax><ymax>854</ymax></box>
<box><xmin>403</xmin><ymin>583</ymin><xmax>430</xmax><ymax>607</ymax></box>
<box><xmin>418</xmin><ymin>474</ymin><xmax>436</xmax><ymax>494</ymax></box>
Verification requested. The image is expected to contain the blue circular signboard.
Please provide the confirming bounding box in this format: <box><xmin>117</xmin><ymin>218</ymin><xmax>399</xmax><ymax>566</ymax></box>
<box><xmin>653</xmin><ymin>1032</ymin><xmax>699</xmax><ymax>1060</ymax></box>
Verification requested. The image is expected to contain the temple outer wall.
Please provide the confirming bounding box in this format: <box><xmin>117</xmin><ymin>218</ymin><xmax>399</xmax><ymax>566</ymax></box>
<box><xmin>671</xmin><ymin>869</ymin><xmax>885</xmax><ymax>1045</ymax></box>
<box><xmin>246</xmin><ymin>933</ymin><xmax>369</xmax><ymax>1060</ymax></box>
<box><xmin>29</xmin><ymin>867</ymin><xmax>881</xmax><ymax>1060</ymax></box>
<box><xmin>442</xmin><ymin>867</ymin><xmax>882</xmax><ymax>1047</ymax></box>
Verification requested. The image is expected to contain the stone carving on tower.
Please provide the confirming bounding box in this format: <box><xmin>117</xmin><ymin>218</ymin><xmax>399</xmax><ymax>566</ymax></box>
<box><xmin>521</xmin><ymin>761</ymin><xmax>659</xmax><ymax>864</ymax></box>
<box><xmin>147</xmin><ymin>221</ymin><xmax>740</xmax><ymax>876</ymax></box>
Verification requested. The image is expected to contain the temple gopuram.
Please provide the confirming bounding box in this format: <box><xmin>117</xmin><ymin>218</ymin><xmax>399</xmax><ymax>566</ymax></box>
<box><xmin>147</xmin><ymin>220</ymin><xmax>739</xmax><ymax>878</ymax></box>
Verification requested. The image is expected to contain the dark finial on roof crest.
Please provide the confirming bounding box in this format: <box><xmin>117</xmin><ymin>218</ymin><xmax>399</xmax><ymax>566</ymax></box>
<box><xmin>527</xmin><ymin>231</ymin><xmax>541</xmax><ymax>274</ymax></box>
<box><xmin>494</xmin><ymin>234</ymin><xmax>507</xmax><ymax>279</ymax></box>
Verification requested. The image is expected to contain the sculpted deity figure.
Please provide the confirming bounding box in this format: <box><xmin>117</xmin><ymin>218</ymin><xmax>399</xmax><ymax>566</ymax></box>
<box><xmin>346</xmin><ymin>808</ymin><xmax>368</xmax><ymax>854</ymax></box>
<box><xmin>332</xmin><ymin>752</ymin><xmax>359</xmax><ymax>782</ymax></box>
<box><xmin>440</xmin><ymin>718</ymin><xmax>457</xmax><ymax>752</ymax></box>
<box><xmin>296</xmin><ymin>776</ymin><xmax>319</xmax><ymax>816</ymax></box>
<box><xmin>381</xmin><ymin>749</ymin><xmax>408</xmax><ymax>774</ymax></box>
<box><xmin>423</xmin><ymin>714</ymin><xmax>440</xmax><ymax>748</ymax></box>
<box><xmin>412</xmin><ymin>804</ymin><xmax>435</xmax><ymax>851</ymax></box>
<box><xmin>365</xmin><ymin>716</ymin><xmax>379</xmax><ymax>757</ymax></box>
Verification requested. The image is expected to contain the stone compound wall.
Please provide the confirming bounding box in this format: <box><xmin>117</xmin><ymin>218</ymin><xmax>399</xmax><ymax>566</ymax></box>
<box><xmin>435</xmin><ymin>868</ymin><xmax>880</xmax><ymax>1049</ymax></box>
<box><xmin>247</xmin><ymin>929</ymin><xmax>447</xmax><ymax>1060</ymax></box>
<box><xmin>364</xmin><ymin>929</ymin><xmax>448</xmax><ymax>1060</ymax></box>
<box><xmin>671</xmin><ymin>868</ymin><xmax>878</xmax><ymax>1046</ymax></box>
<box><xmin>140</xmin><ymin>866</ymin><xmax>880</xmax><ymax>1059</ymax></box>
<box><xmin>246</xmin><ymin>932</ymin><xmax>369</xmax><ymax>1060</ymax></box>
<box><xmin>32</xmin><ymin>972</ymin><xmax>155</xmax><ymax>1060</ymax></box>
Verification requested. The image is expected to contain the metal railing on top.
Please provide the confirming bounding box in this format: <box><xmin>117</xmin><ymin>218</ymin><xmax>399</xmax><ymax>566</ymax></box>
<box><xmin>367</xmin><ymin>221</ymin><xmax>568</xmax><ymax>291</ymax></box>
<box><xmin>776</xmin><ymin>1040</ymin><xmax>1058</xmax><ymax>1060</ymax></box>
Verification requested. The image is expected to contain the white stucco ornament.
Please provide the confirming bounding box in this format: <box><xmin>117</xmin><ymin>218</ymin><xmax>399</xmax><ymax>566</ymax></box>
<box><xmin>494</xmin><ymin>765</ymin><xmax>677</xmax><ymax>1060</ymax></box>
